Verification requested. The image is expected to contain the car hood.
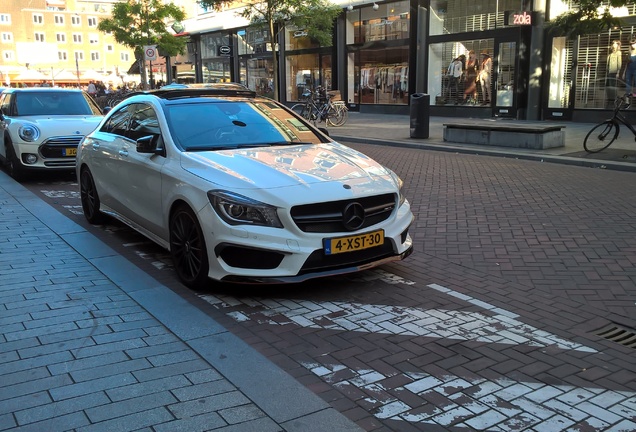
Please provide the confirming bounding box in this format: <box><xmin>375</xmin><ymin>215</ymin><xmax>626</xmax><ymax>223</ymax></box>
<box><xmin>181</xmin><ymin>142</ymin><xmax>397</xmax><ymax>192</ymax></box>
<box><xmin>10</xmin><ymin>116</ymin><xmax>103</xmax><ymax>134</ymax></box>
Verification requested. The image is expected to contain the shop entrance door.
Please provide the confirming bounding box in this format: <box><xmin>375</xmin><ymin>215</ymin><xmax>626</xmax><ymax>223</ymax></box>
<box><xmin>493</xmin><ymin>40</ymin><xmax>517</xmax><ymax>118</ymax></box>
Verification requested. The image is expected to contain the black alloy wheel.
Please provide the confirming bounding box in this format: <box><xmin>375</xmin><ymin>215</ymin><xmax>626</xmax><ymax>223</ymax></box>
<box><xmin>5</xmin><ymin>136</ymin><xmax>26</xmax><ymax>181</ymax></box>
<box><xmin>79</xmin><ymin>168</ymin><xmax>105</xmax><ymax>224</ymax></box>
<box><xmin>169</xmin><ymin>205</ymin><xmax>210</xmax><ymax>289</ymax></box>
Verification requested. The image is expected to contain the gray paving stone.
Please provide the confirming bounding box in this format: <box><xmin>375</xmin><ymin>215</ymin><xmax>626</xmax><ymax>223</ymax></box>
<box><xmin>18</xmin><ymin>336</ymin><xmax>96</xmax><ymax>359</ymax></box>
<box><xmin>281</xmin><ymin>408</ymin><xmax>364</xmax><ymax>432</ymax></box>
<box><xmin>91</xmin><ymin>328</ymin><xmax>147</xmax><ymax>345</ymax></box>
<box><xmin>12</xmin><ymin>411</ymin><xmax>91</xmax><ymax>431</ymax></box>
<box><xmin>75</xmin><ymin>314</ymin><xmax>124</xmax><ymax>328</ymax></box>
<box><xmin>0</xmin><ymin>412</ymin><xmax>16</xmax><ymax>430</ymax></box>
<box><xmin>152</xmin><ymin>411</ymin><xmax>227</xmax><ymax>432</ymax></box>
<box><xmin>49</xmin><ymin>372</ymin><xmax>138</xmax><ymax>401</ymax></box>
<box><xmin>168</xmin><ymin>390</ymin><xmax>251</xmax><ymax>418</ymax></box>
<box><xmin>219</xmin><ymin>404</ymin><xmax>267</xmax><ymax>424</ymax></box>
<box><xmin>75</xmin><ymin>407</ymin><xmax>175</xmax><ymax>432</ymax></box>
<box><xmin>172</xmin><ymin>380</ymin><xmax>237</xmax><ymax>402</ymax></box>
<box><xmin>71</xmin><ymin>338</ymin><xmax>148</xmax><ymax>359</ymax></box>
<box><xmin>4</xmin><ymin>321</ymin><xmax>79</xmax><ymax>342</ymax></box>
<box><xmin>0</xmin><ymin>391</ymin><xmax>51</xmax><ymax>417</ymax></box>
<box><xmin>106</xmin><ymin>375</ymin><xmax>192</xmax><ymax>402</ymax></box>
<box><xmin>132</xmin><ymin>359</ymin><xmax>211</xmax><ymax>382</ymax></box>
<box><xmin>148</xmin><ymin>349</ymin><xmax>201</xmax><ymax>367</ymax></box>
<box><xmin>69</xmin><ymin>358</ymin><xmax>152</xmax><ymax>383</ymax></box>
<box><xmin>108</xmin><ymin>318</ymin><xmax>161</xmax><ymax>332</ymax></box>
<box><xmin>0</xmin><ymin>374</ymin><xmax>73</xmax><ymax>402</ymax></box>
<box><xmin>0</xmin><ymin>351</ymin><xmax>74</xmax><ymax>376</ymax></box>
<box><xmin>125</xmin><ymin>340</ymin><xmax>189</xmax><ymax>360</ymax></box>
<box><xmin>14</xmin><ymin>392</ymin><xmax>110</xmax><ymax>425</ymax></box>
<box><xmin>142</xmin><ymin>333</ymin><xmax>180</xmax><ymax>346</ymax></box>
<box><xmin>47</xmin><ymin>350</ymin><xmax>129</xmax><ymax>376</ymax></box>
<box><xmin>38</xmin><ymin>325</ymin><xmax>112</xmax><ymax>345</ymax></box>
<box><xmin>0</xmin><ymin>366</ymin><xmax>50</xmax><ymax>387</ymax></box>
<box><xmin>0</xmin><ymin>350</ymin><xmax>19</xmax><ymax>364</ymax></box>
<box><xmin>0</xmin><ymin>336</ymin><xmax>40</xmax><ymax>354</ymax></box>
<box><xmin>185</xmin><ymin>368</ymin><xmax>223</xmax><ymax>385</ymax></box>
<box><xmin>85</xmin><ymin>391</ymin><xmax>177</xmax><ymax>423</ymax></box>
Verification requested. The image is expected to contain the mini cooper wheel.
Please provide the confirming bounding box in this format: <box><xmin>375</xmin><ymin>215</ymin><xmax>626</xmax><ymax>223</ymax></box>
<box><xmin>5</xmin><ymin>137</ymin><xmax>26</xmax><ymax>182</ymax></box>
<box><xmin>169</xmin><ymin>205</ymin><xmax>210</xmax><ymax>289</ymax></box>
<box><xmin>80</xmin><ymin>168</ymin><xmax>105</xmax><ymax>224</ymax></box>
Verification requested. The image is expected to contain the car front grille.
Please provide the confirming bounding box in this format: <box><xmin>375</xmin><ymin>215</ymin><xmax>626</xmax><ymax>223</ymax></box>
<box><xmin>40</xmin><ymin>136</ymin><xmax>83</xmax><ymax>159</ymax></box>
<box><xmin>290</xmin><ymin>193</ymin><xmax>396</xmax><ymax>233</ymax></box>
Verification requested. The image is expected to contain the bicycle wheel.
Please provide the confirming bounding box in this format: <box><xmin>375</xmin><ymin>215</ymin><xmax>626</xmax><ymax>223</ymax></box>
<box><xmin>583</xmin><ymin>120</ymin><xmax>619</xmax><ymax>153</ymax></box>
<box><xmin>327</xmin><ymin>104</ymin><xmax>348</xmax><ymax>127</ymax></box>
<box><xmin>290</xmin><ymin>103</ymin><xmax>311</xmax><ymax>121</ymax></box>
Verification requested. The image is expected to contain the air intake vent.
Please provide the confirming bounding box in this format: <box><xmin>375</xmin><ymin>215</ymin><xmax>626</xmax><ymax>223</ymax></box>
<box><xmin>594</xmin><ymin>323</ymin><xmax>636</xmax><ymax>349</ymax></box>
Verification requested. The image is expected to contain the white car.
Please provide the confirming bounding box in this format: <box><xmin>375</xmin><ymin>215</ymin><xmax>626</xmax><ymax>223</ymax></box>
<box><xmin>76</xmin><ymin>85</ymin><xmax>413</xmax><ymax>287</ymax></box>
<box><xmin>0</xmin><ymin>87</ymin><xmax>104</xmax><ymax>180</ymax></box>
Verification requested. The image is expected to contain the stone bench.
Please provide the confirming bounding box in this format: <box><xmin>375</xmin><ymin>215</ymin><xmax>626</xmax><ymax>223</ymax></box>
<box><xmin>443</xmin><ymin>122</ymin><xmax>566</xmax><ymax>150</ymax></box>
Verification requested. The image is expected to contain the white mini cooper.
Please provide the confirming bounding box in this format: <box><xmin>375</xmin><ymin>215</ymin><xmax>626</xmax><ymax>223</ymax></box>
<box><xmin>0</xmin><ymin>87</ymin><xmax>104</xmax><ymax>180</ymax></box>
<box><xmin>76</xmin><ymin>85</ymin><xmax>413</xmax><ymax>287</ymax></box>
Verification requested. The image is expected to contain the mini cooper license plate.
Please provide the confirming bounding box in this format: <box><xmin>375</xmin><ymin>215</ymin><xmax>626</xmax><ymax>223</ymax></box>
<box><xmin>64</xmin><ymin>148</ymin><xmax>77</xmax><ymax>157</ymax></box>
<box><xmin>324</xmin><ymin>229</ymin><xmax>384</xmax><ymax>255</ymax></box>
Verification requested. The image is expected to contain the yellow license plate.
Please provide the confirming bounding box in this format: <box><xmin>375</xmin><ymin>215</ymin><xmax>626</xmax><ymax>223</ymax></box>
<box><xmin>324</xmin><ymin>230</ymin><xmax>384</xmax><ymax>255</ymax></box>
<box><xmin>64</xmin><ymin>148</ymin><xmax>77</xmax><ymax>157</ymax></box>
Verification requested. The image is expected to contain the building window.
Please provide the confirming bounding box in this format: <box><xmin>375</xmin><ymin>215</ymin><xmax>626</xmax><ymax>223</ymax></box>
<box><xmin>89</xmin><ymin>34</ymin><xmax>99</xmax><ymax>44</ymax></box>
<box><xmin>237</xmin><ymin>28</ymin><xmax>271</xmax><ymax>55</ymax></box>
<box><xmin>33</xmin><ymin>14</ymin><xmax>44</xmax><ymax>24</ymax></box>
<box><xmin>3</xmin><ymin>51</ymin><xmax>14</xmax><ymax>61</ymax></box>
<box><xmin>0</xmin><ymin>14</ymin><xmax>10</xmax><ymax>25</ymax></box>
<box><xmin>56</xmin><ymin>33</ymin><xmax>66</xmax><ymax>42</ymax></box>
<box><xmin>58</xmin><ymin>51</ymin><xmax>68</xmax><ymax>60</ymax></box>
<box><xmin>1</xmin><ymin>32</ymin><xmax>12</xmax><ymax>42</ymax></box>
<box><xmin>75</xmin><ymin>51</ymin><xmax>84</xmax><ymax>61</ymax></box>
<box><xmin>90</xmin><ymin>51</ymin><xmax>100</xmax><ymax>61</ymax></box>
<box><xmin>106</xmin><ymin>44</ymin><xmax>114</xmax><ymax>52</ymax></box>
<box><xmin>87</xmin><ymin>17</ymin><xmax>97</xmax><ymax>27</ymax></box>
<box><xmin>35</xmin><ymin>32</ymin><xmax>46</xmax><ymax>42</ymax></box>
<box><xmin>120</xmin><ymin>52</ymin><xmax>129</xmax><ymax>61</ymax></box>
<box><xmin>428</xmin><ymin>0</ymin><xmax>522</xmax><ymax>36</ymax></box>
<box><xmin>54</xmin><ymin>14</ymin><xmax>64</xmax><ymax>25</ymax></box>
<box><xmin>72</xmin><ymin>15</ymin><xmax>81</xmax><ymax>26</ymax></box>
<box><xmin>73</xmin><ymin>33</ymin><xmax>82</xmax><ymax>43</ymax></box>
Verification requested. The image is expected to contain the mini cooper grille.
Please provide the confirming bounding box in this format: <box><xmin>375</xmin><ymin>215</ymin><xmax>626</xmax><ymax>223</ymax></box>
<box><xmin>40</xmin><ymin>136</ymin><xmax>83</xmax><ymax>158</ymax></box>
<box><xmin>291</xmin><ymin>193</ymin><xmax>396</xmax><ymax>233</ymax></box>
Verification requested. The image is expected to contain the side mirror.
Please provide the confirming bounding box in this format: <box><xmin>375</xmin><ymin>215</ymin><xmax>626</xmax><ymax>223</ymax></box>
<box><xmin>136</xmin><ymin>135</ymin><xmax>160</xmax><ymax>154</ymax></box>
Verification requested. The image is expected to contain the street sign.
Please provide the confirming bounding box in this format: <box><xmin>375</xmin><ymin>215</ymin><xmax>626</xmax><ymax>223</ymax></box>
<box><xmin>144</xmin><ymin>45</ymin><xmax>157</xmax><ymax>61</ymax></box>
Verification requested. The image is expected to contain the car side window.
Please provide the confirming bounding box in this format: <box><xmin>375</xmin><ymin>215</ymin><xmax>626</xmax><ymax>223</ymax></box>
<box><xmin>127</xmin><ymin>103</ymin><xmax>161</xmax><ymax>142</ymax></box>
<box><xmin>100</xmin><ymin>104</ymin><xmax>131</xmax><ymax>136</ymax></box>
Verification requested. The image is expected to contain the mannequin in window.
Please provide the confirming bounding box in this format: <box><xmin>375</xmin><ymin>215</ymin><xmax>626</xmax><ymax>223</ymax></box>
<box><xmin>606</xmin><ymin>40</ymin><xmax>622</xmax><ymax>105</ymax></box>
<box><xmin>463</xmin><ymin>50</ymin><xmax>479</xmax><ymax>104</ymax></box>
<box><xmin>444</xmin><ymin>55</ymin><xmax>464</xmax><ymax>104</ymax></box>
<box><xmin>478</xmin><ymin>51</ymin><xmax>492</xmax><ymax>105</ymax></box>
<box><xmin>623</xmin><ymin>38</ymin><xmax>636</xmax><ymax>97</ymax></box>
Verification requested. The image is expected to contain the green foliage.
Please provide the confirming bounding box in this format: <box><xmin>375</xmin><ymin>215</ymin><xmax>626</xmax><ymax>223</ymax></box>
<box><xmin>97</xmin><ymin>0</ymin><xmax>187</xmax><ymax>58</ymax></box>
<box><xmin>546</xmin><ymin>0</ymin><xmax>628</xmax><ymax>38</ymax></box>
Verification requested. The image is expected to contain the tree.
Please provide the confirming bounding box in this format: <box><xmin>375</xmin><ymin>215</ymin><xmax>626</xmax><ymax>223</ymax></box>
<box><xmin>97</xmin><ymin>0</ymin><xmax>186</xmax><ymax>87</ymax></box>
<box><xmin>546</xmin><ymin>0</ymin><xmax>629</xmax><ymax>38</ymax></box>
<box><xmin>198</xmin><ymin>0</ymin><xmax>342</xmax><ymax>100</ymax></box>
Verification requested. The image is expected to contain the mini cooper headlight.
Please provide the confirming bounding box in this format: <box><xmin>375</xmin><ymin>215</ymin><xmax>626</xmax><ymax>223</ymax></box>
<box><xmin>207</xmin><ymin>190</ymin><xmax>283</xmax><ymax>228</ymax></box>
<box><xmin>18</xmin><ymin>124</ymin><xmax>41</xmax><ymax>142</ymax></box>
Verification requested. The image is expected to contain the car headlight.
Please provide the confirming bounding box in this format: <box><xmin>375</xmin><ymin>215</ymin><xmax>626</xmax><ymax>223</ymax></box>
<box><xmin>386</xmin><ymin>168</ymin><xmax>406</xmax><ymax>206</ymax></box>
<box><xmin>207</xmin><ymin>190</ymin><xmax>283</xmax><ymax>228</ymax></box>
<box><xmin>18</xmin><ymin>124</ymin><xmax>41</xmax><ymax>142</ymax></box>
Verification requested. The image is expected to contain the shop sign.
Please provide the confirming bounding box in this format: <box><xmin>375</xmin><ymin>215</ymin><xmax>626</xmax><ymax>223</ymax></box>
<box><xmin>217</xmin><ymin>45</ymin><xmax>232</xmax><ymax>57</ymax></box>
<box><xmin>504</xmin><ymin>11</ymin><xmax>535</xmax><ymax>26</ymax></box>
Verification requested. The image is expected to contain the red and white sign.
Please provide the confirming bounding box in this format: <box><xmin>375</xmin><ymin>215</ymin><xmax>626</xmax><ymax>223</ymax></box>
<box><xmin>144</xmin><ymin>45</ymin><xmax>157</xmax><ymax>61</ymax></box>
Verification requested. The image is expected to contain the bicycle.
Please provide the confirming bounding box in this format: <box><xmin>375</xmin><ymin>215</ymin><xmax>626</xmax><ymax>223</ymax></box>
<box><xmin>291</xmin><ymin>87</ymin><xmax>348</xmax><ymax>127</ymax></box>
<box><xmin>583</xmin><ymin>93</ymin><xmax>636</xmax><ymax>153</ymax></box>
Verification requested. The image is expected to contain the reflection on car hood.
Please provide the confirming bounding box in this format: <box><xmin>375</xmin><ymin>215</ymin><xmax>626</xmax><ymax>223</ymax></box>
<box><xmin>181</xmin><ymin>142</ymin><xmax>396</xmax><ymax>192</ymax></box>
<box><xmin>11</xmin><ymin>116</ymin><xmax>103</xmax><ymax>133</ymax></box>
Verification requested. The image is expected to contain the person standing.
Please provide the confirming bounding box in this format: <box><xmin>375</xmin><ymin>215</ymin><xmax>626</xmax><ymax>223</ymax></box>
<box><xmin>623</xmin><ymin>39</ymin><xmax>636</xmax><ymax>97</ymax></box>
<box><xmin>478</xmin><ymin>50</ymin><xmax>492</xmax><ymax>105</ymax></box>
<box><xmin>606</xmin><ymin>40</ymin><xmax>622</xmax><ymax>105</ymax></box>
<box><xmin>87</xmin><ymin>80</ymin><xmax>97</xmax><ymax>99</ymax></box>
<box><xmin>463</xmin><ymin>50</ymin><xmax>479</xmax><ymax>104</ymax></box>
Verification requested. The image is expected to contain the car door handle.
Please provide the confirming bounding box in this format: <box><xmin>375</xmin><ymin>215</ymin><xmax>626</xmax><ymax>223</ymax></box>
<box><xmin>118</xmin><ymin>149</ymin><xmax>129</xmax><ymax>157</ymax></box>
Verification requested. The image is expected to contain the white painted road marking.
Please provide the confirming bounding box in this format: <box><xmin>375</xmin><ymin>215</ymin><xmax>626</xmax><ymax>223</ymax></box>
<box><xmin>199</xmin><ymin>294</ymin><xmax>597</xmax><ymax>352</ymax></box>
<box><xmin>299</xmin><ymin>360</ymin><xmax>636</xmax><ymax>431</ymax></box>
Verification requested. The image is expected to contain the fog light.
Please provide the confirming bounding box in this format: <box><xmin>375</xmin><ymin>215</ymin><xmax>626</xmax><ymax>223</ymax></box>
<box><xmin>24</xmin><ymin>154</ymin><xmax>38</xmax><ymax>164</ymax></box>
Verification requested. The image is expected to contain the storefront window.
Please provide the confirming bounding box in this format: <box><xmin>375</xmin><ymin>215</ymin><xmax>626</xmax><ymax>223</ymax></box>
<box><xmin>240</xmin><ymin>57</ymin><xmax>274</xmax><ymax>98</ymax></box>
<box><xmin>429</xmin><ymin>0</ymin><xmax>528</xmax><ymax>35</ymax></box>
<box><xmin>285</xmin><ymin>53</ymin><xmax>332</xmax><ymax>101</ymax></box>
<box><xmin>285</xmin><ymin>26</ymin><xmax>320</xmax><ymax>50</ymax></box>
<box><xmin>548</xmin><ymin>36</ymin><xmax>572</xmax><ymax>109</ymax></box>
<box><xmin>428</xmin><ymin>40</ymin><xmax>494</xmax><ymax>106</ymax></box>
<box><xmin>237</xmin><ymin>28</ymin><xmax>271</xmax><ymax>55</ymax></box>
<box><xmin>346</xmin><ymin>1</ymin><xmax>410</xmax><ymax>106</ymax></box>
<box><xmin>202</xmin><ymin>59</ymin><xmax>231</xmax><ymax>83</ymax></box>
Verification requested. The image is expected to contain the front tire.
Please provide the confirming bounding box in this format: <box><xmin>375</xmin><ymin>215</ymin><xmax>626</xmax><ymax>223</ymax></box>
<box><xmin>5</xmin><ymin>137</ymin><xmax>26</xmax><ymax>181</ymax></box>
<box><xmin>291</xmin><ymin>103</ymin><xmax>311</xmax><ymax>121</ymax></box>
<box><xmin>583</xmin><ymin>120</ymin><xmax>619</xmax><ymax>153</ymax></box>
<box><xmin>79</xmin><ymin>168</ymin><xmax>105</xmax><ymax>224</ymax></box>
<box><xmin>169</xmin><ymin>205</ymin><xmax>210</xmax><ymax>289</ymax></box>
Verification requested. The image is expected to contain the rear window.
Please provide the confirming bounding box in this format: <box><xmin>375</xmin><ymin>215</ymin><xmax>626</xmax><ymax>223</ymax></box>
<box><xmin>15</xmin><ymin>91</ymin><xmax>100</xmax><ymax>116</ymax></box>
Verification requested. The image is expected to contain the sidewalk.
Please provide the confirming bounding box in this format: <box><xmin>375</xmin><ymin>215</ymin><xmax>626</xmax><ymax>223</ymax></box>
<box><xmin>0</xmin><ymin>172</ymin><xmax>362</xmax><ymax>431</ymax></box>
<box><xmin>328</xmin><ymin>112</ymin><xmax>636</xmax><ymax>172</ymax></box>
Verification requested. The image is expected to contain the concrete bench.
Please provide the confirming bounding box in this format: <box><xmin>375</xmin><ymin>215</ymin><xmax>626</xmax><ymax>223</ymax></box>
<box><xmin>443</xmin><ymin>122</ymin><xmax>566</xmax><ymax>150</ymax></box>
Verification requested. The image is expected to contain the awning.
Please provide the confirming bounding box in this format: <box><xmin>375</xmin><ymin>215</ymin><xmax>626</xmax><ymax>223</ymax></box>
<box><xmin>128</xmin><ymin>61</ymin><xmax>141</xmax><ymax>75</ymax></box>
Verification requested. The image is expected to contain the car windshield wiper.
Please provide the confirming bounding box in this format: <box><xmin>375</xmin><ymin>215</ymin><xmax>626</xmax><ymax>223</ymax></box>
<box><xmin>184</xmin><ymin>144</ymin><xmax>273</xmax><ymax>151</ymax></box>
<box><xmin>266</xmin><ymin>141</ymin><xmax>314</xmax><ymax>146</ymax></box>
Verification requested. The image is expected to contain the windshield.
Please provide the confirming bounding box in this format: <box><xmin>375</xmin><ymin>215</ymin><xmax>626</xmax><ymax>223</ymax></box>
<box><xmin>15</xmin><ymin>91</ymin><xmax>101</xmax><ymax>116</ymax></box>
<box><xmin>166</xmin><ymin>100</ymin><xmax>323</xmax><ymax>150</ymax></box>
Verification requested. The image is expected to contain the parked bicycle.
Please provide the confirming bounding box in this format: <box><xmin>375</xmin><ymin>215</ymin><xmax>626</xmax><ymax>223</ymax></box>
<box><xmin>583</xmin><ymin>93</ymin><xmax>636</xmax><ymax>153</ymax></box>
<box><xmin>291</xmin><ymin>87</ymin><xmax>348</xmax><ymax>127</ymax></box>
